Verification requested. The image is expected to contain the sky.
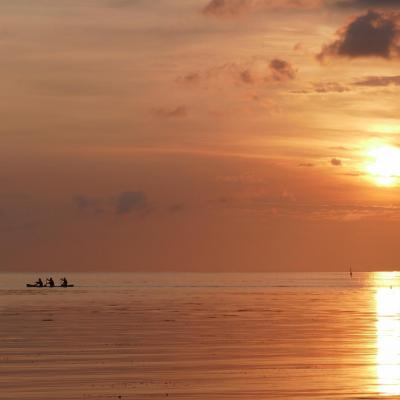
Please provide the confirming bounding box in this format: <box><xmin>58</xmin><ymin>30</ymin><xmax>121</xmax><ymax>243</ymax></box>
<box><xmin>2</xmin><ymin>0</ymin><xmax>400</xmax><ymax>272</ymax></box>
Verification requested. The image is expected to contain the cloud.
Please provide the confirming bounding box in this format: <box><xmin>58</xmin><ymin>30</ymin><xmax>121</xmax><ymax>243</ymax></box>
<box><xmin>239</xmin><ymin>69</ymin><xmax>256</xmax><ymax>84</ymax></box>
<box><xmin>178</xmin><ymin>59</ymin><xmax>296</xmax><ymax>87</ymax></box>
<box><xmin>116</xmin><ymin>191</ymin><xmax>147</xmax><ymax>214</ymax></box>
<box><xmin>179</xmin><ymin>62</ymin><xmax>251</xmax><ymax>85</ymax></box>
<box><xmin>334</xmin><ymin>0</ymin><xmax>400</xmax><ymax>9</ymax></box>
<box><xmin>317</xmin><ymin>10</ymin><xmax>400</xmax><ymax>61</ymax></box>
<box><xmin>299</xmin><ymin>162</ymin><xmax>315</xmax><ymax>167</ymax></box>
<box><xmin>354</xmin><ymin>75</ymin><xmax>400</xmax><ymax>86</ymax></box>
<box><xmin>202</xmin><ymin>0</ymin><xmax>252</xmax><ymax>17</ymax></box>
<box><xmin>331</xmin><ymin>158</ymin><xmax>342</xmax><ymax>166</ymax></box>
<box><xmin>73</xmin><ymin>192</ymin><xmax>149</xmax><ymax>216</ymax></box>
<box><xmin>202</xmin><ymin>0</ymin><xmax>321</xmax><ymax>17</ymax></box>
<box><xmin>180</xmin><ymin>73</ymin><xmax>201</xmax><ymax>85</ymax></box>
<box><xmin>153</xmin><ymin>106</ymin><xmax>188</xmax><ymax>118</ymax></box>
<box><xmin>313</xmin><ymin>81</ymin><xmax>350</xmax><ymax>93</ymax></box>
<box><xmin>269</xmin><ymin>59</ymin><xmax>297</xmax><ymax>81</ymax></box>
<box><xmin>292</xmin><ymin>81</ymin><xmax>351</xmax><ymax>94</ymax></box>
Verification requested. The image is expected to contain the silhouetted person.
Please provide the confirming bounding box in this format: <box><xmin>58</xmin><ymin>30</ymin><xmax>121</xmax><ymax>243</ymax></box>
<box><xmin>47</xmin><ymin>277</ymin><xmax>55</xmax><ymax>287</ymax></box>
<box><xmin>35</xmin><ymin>278</ymin><xmax>43</xmax><ymax>287</ymax></box>
<box><xmin>60</xmin><ymin>277</ymin><xmax>68</xmax><ymax>287</ymax></box>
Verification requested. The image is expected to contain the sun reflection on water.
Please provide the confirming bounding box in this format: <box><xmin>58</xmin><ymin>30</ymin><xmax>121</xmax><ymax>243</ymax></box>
<box><xmin>376</xmin><ymin>273</ymin><xmax>400</xmax><ymax>395</ymax></box>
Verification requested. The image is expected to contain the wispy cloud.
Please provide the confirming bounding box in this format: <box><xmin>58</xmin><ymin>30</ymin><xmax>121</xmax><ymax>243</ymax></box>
<box><xmin>354</xmin><ymin>75</ymin><xmax>400</xmax><ymax>86</ymax></box>
<box><xmin>313</xmin><ymin>81</ymin><xmax>350</xmax><ymax>93</ymax></box>
<box><xmin>202</xmin><ymin>0</ymin><xmax>322</xmax><ymax>17</ymax></box>
<box><xmin>178</xmin><ymin>58</ymin><xmax>296</xmax><ymax>87</ymax></box>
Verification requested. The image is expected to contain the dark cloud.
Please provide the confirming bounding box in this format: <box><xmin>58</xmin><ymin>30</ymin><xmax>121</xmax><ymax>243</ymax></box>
<box><xmin>317</xmin><ymin>11</ymin><xmax>400</xmax><ymax>61</ymax></box>
<box><xmin>331</xmin><ymin>158</ymin><xmax>342</xmax><ymax>166</ymax></box>
<box><xmin>269</xmin><ymin>59</ymin><xmax>297</xmax><ymax>81</ymax></box>
<box><xmin>354</xmin><ymin>75</ymin><xmax>400</xmax><ymax>86</ymax></box>
<box><xmin>153</xmin><ymin>106</ymin><xmax>188</xmax><ymax>118</ymax></box>
<box><xmin>116</xmin><ymin>191</ymin><xmax>147</xmax><ymax>215</ymax></box>
<box><xmin>334</xmin><ymin>0</ymin><xmax>400</xmax><ymax>9</ymax></box>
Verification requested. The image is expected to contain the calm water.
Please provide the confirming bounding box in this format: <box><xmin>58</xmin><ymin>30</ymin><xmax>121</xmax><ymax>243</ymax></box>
<box><xmin>1</xmin><ymin>272</ymin><xmax>400</xmax><ymax>399</ymax></box>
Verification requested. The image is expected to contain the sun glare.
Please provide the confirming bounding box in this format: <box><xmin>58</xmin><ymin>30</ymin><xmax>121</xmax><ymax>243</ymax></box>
<box><xmin>376</xmin><ymin>285</ymin><xmax>400</xmax><ymax>395</ymax></box>
<box><xmin>366</xmin><ymin>146</ymin><xmax>400</xmax><ymax>187</ymax></box>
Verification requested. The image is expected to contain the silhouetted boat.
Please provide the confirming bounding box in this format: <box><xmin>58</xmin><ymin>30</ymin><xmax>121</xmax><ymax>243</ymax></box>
<box><xmin>26</xmin><ymin>284</ymin><xmax>74</xmax><ymax>288</ymax></box>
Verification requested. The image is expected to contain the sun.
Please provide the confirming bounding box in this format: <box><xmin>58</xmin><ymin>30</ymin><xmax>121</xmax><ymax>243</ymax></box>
<box><xmin>366</xmin><ymin>145</ymin><xmax>400</xmax><ymax>187</ymax></box>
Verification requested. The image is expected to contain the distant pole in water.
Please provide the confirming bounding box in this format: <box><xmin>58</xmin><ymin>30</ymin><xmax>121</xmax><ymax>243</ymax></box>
<box><xmin>349</xmin><ymin>267</ymin><xmax>353</xmax><ymax>278</ymax></box>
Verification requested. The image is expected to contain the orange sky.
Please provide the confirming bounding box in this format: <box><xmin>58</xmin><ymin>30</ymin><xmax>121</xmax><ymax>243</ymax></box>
<box><xmin>2</xmin><ymin>0</ymin><xmax>400</xmax><ymax>272</ymax></box>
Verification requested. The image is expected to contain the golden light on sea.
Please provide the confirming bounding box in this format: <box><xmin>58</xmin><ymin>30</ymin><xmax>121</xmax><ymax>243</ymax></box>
<box><xmin>376</xmin><ymin>279</ymin><xmax>400</xmax><ymax>395</ymax></box>
<box><xmin>365</xmin><ymin>146</ymin><xmax>400</xmax><ymax>187</ymax></box>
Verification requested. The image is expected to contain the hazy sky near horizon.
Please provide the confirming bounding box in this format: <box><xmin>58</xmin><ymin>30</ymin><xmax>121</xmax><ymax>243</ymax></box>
<box><xmin>3</xmin><ymin>0</ymin><xmax>400</xmax><ymax>272</ymax></box>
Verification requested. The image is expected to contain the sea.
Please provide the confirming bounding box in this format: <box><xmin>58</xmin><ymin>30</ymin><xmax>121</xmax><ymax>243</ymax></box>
<box><xmin>1</xmin><ymin>272</ymin><xmax>400</xmax><ymax>399</ymax></box>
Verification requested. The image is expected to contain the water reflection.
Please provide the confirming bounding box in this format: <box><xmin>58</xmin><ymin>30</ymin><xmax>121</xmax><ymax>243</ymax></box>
<box><xmin>376</xmin><ymin>273</ymin><xmax>400</xmax><ymax>395</ymax></box>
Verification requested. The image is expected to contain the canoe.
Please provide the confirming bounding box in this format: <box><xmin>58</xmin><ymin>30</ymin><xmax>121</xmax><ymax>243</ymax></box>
<box><xmin>26</xmin><ymin>284</ymin><xmax>74</xmax><ymax>288</ymax></box>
